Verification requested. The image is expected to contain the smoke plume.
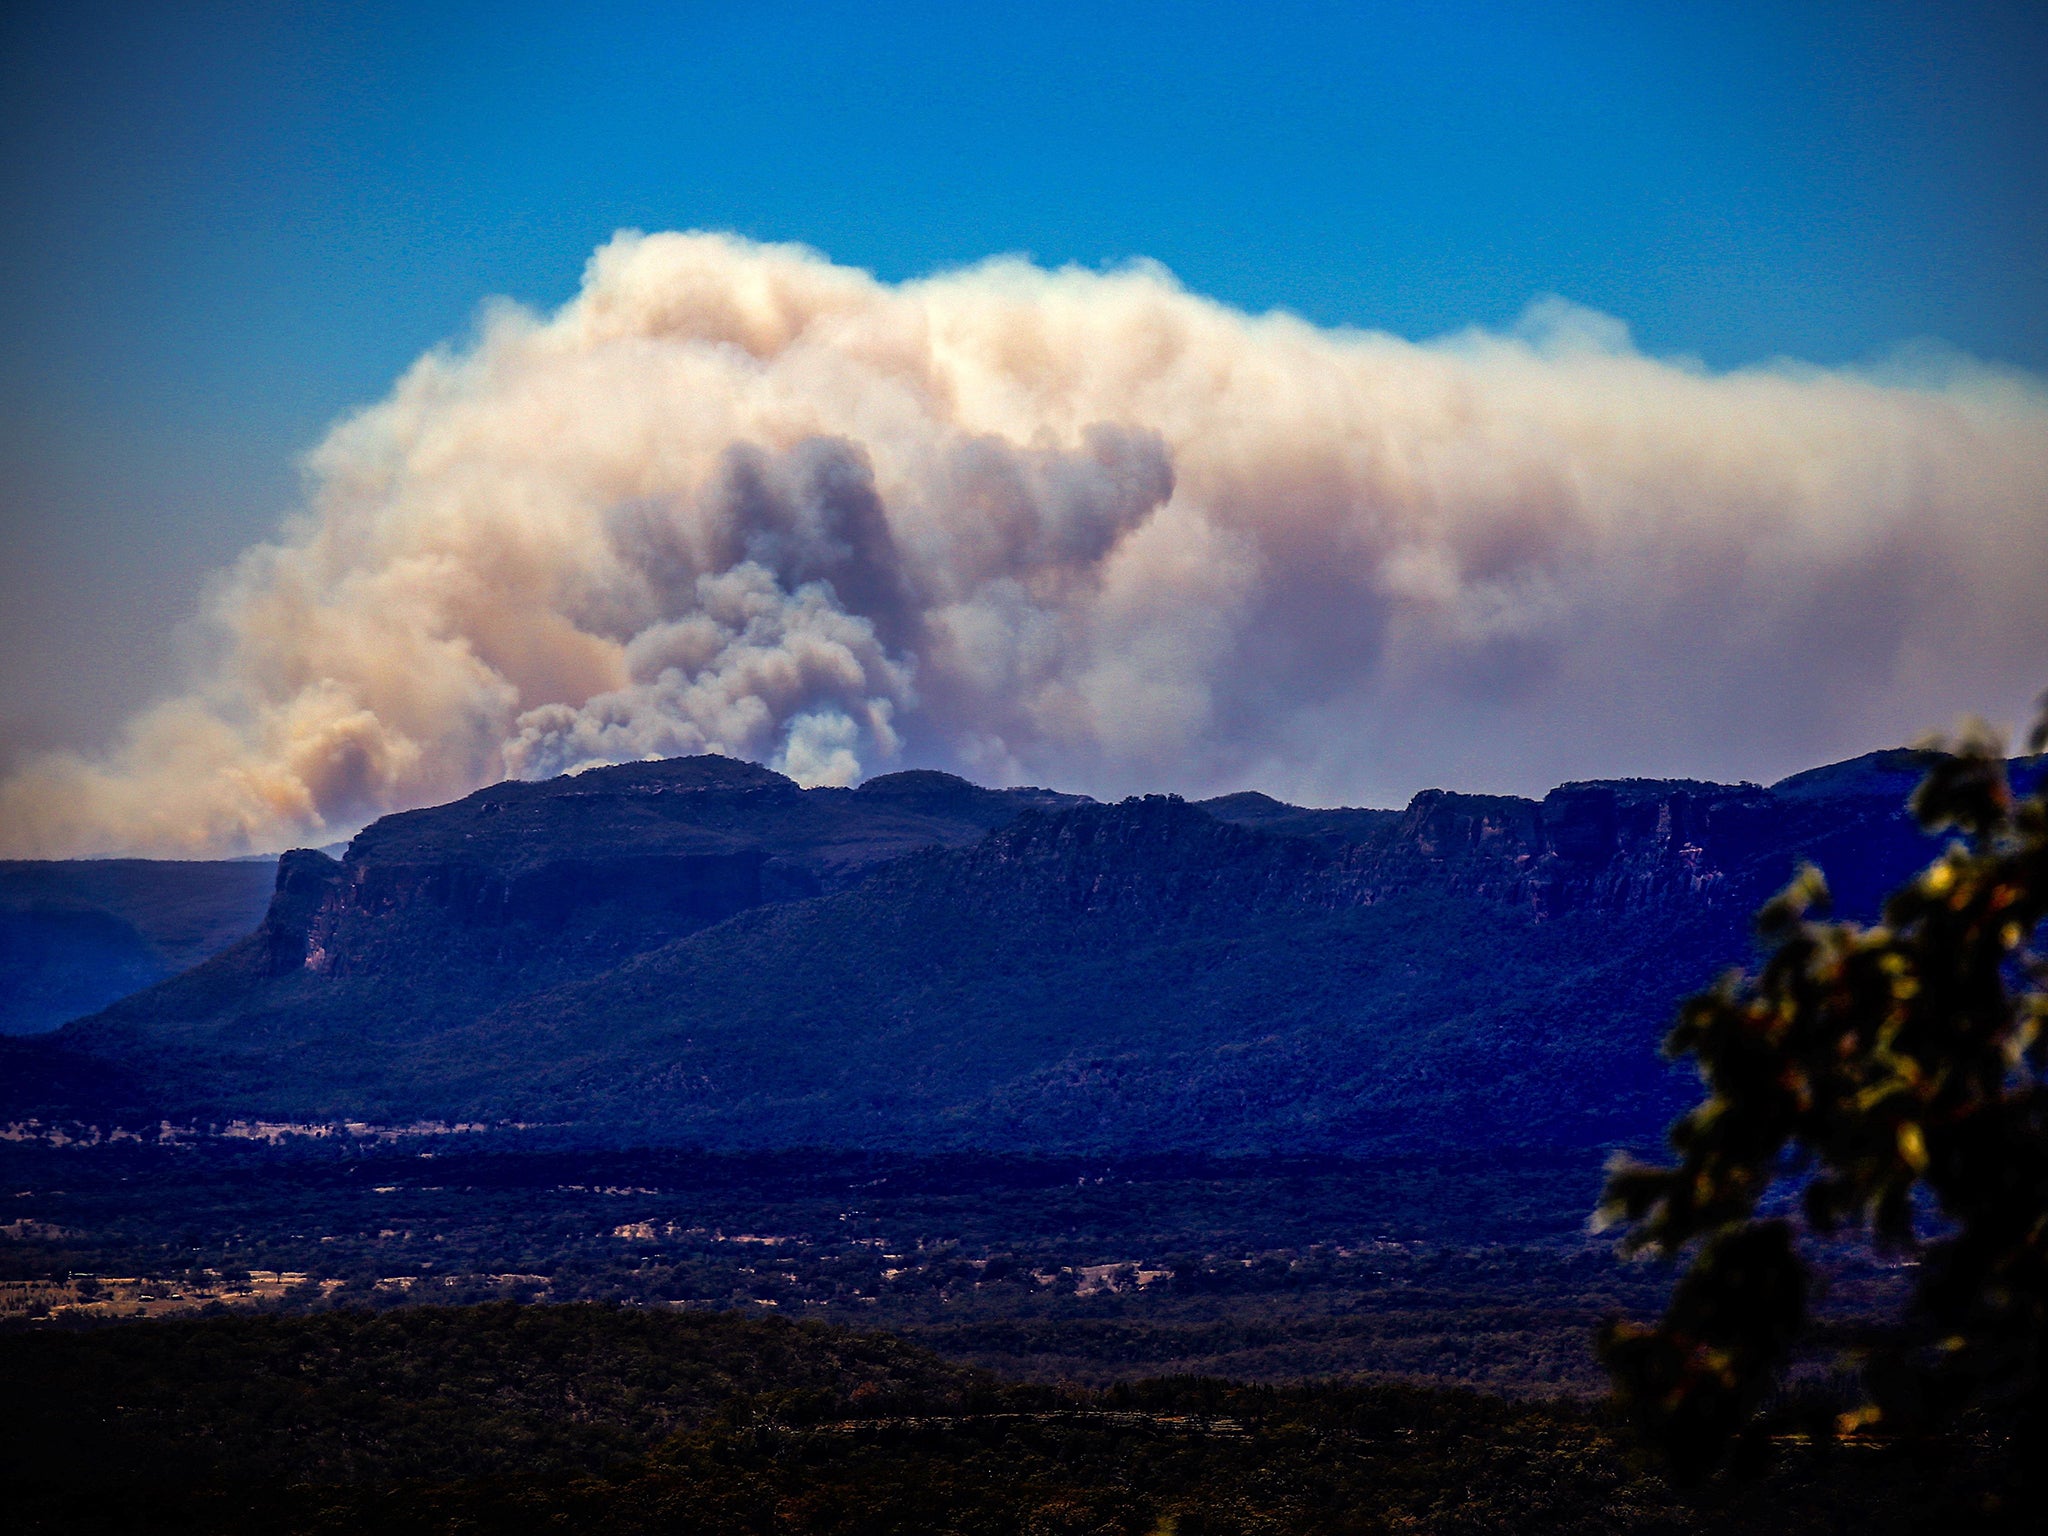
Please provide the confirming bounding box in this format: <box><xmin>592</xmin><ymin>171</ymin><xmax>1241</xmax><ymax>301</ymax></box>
<box><xmin>4</xmin><ymin>233</ymin><xmax>2046</xmax><ymax>856</ymax></box>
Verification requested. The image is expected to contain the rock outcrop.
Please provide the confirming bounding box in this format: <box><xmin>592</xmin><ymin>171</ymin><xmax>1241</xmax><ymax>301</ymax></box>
<box><xmin>247</xmin><ymin>756</ymin><xmax>1090</xmax><ymax>982</ymax></box>
<box><xmin>0</xmin><ymin>747</ymin><xmax>1982</xmax><ymax>1152</ymax></box>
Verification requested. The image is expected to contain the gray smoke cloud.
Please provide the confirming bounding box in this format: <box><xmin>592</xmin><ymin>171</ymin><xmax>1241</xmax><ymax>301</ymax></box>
<box><xmin>3</xmin><ymin>233</ymin><xmax>2045</xmax><ymax>856</ymax></box>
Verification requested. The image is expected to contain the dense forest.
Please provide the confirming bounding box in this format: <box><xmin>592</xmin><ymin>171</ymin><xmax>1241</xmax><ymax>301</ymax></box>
<box><xmin>3</xmin><ymin>1303</ymin><xmax>2028</xmax><ymax>1534</ymax></box>
<box><xmin>3</xmin><ymin>1143</ymin><xmax>1706</xmax><ymax>1393</ymax></box>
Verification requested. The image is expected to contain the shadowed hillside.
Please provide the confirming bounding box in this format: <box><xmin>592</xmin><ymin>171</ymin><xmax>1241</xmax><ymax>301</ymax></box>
<box><xmin>0</xmin><ymin>860</ymin><xmax>280</xmax><ymax>1035</ymax></box>
<box><xmin>0</xmin><ymin>750</ymin><xmax>1961</xmax><ymax>1153</ymax></box>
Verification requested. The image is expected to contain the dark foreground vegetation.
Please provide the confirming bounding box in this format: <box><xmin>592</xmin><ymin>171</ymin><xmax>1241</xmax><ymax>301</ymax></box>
<box><xmin>2</xmin><ymin>1302</ymin><xmax>2029</xmax><ymax>1535</ymax></box>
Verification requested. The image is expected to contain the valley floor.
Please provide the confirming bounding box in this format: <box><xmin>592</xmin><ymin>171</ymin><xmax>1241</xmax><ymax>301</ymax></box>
<box><xmin>7</xmin><ymin>1137</ymin><xmax>1993</xmax><ymax>1533</ymax></box>
<box><xmin>2</xmin><ymin>1137</ymin><xmax>1921</xmax><ymax>1393</ymax></box>
<box><xmin>3</xmin><ymin>1138</ymin><xmax>1695</xmax><ymax>1393</ymax></box>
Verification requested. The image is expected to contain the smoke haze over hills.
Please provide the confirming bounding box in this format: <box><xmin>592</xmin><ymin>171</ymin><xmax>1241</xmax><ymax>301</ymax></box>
<box><xmin>3</xmin><ymin>232</ymin><xmax>2045</xmax><ymax>857</ymax></box>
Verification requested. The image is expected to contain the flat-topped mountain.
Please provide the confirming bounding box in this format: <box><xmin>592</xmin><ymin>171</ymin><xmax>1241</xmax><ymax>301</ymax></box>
<box><xmin>344</xmin><ymin>755</ymin><xmax>1083</xmax><ymax>885</ymax></box>
<box><xmin>0</xmin><ymin>749</ymin><xmax>1971</xmax><ymax>1153</ymax></box>
<box><xmin>250</xmin><ymin>756</ymin><xmax>1088</xmax><ymax>980</ymax></box>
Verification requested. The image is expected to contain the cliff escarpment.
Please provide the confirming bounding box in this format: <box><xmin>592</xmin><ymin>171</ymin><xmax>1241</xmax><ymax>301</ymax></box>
<box><xmin>238</xmin><ymin>755</ymin><xmax>1090</xmax><ymax>984</ymax></box>
<box><xmin>2</xmin><ymin>748</ymin><xmax>1961</xmax><ymax>1152</ymax></box>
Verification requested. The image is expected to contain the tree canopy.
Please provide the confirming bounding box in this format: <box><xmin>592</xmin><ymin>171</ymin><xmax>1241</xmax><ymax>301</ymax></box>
<box><xmin>1598</xmin><ymin>705</ymin><xmax>2048</xmax><ymax>1480</ymax></box>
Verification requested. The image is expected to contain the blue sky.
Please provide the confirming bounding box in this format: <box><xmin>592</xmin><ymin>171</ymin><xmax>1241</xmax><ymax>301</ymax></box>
<box><xmin>2</xmin><ymin>0</ymin><xmax>2045</xmax><ymax>762</ymax></box>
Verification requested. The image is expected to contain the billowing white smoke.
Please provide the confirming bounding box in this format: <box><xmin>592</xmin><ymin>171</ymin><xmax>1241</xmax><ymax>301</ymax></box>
<box><xmin>4</xmin><ymin>232</ymin><xmax>2046</xmax><ymax>856</ymax></box>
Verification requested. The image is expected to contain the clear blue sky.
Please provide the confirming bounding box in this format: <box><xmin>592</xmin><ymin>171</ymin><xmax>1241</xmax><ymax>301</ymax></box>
<box><xmin>3</xmin><ymin>0</ymin><xmax>2045</xmax><ymax>760</ymax></box>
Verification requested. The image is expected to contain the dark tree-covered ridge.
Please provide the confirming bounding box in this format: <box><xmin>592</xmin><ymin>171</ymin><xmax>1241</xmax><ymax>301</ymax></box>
<box><xmin>4</xmin><ymin>749</ymin><xmax>1954</xmax><ymax>1154</ymax></box>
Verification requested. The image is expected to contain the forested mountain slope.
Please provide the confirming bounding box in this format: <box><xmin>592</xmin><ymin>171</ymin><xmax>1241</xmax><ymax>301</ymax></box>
<box><xmin>1</xmin><ymin>749</ymin><xmax>1966</xmax><ymax>1151</ymax></box>
<box><xmin>0</xmin><ymin>859</ymin><xmax>279</xmax><ymax>1035</ymax></box>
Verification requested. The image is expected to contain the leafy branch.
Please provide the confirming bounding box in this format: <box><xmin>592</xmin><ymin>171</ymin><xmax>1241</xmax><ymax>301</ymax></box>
<box><xmin>1597</xmin><ymin>702</ymin><xmax>2048</xmax><ymax>1480</ymax></box>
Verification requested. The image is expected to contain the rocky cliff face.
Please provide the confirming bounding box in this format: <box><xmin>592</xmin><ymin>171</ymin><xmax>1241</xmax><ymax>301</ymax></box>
<box><xmin>1328</xmin><ymin>779</ymin><xmax>1786</xmax><ymax>915</ymax></box>
<box><xmin>6</xmin><ymin>746</ymin><xmax>1970</xmax><ymax>1149</ymax></box>
<box><xmin>248</xmin><ymin>755</ymin><xmax>1091</xmax><ymax>982</ymax></box>
<box><xmin>1111</xmin><ymin>751</ymin><xmax>1938</xmax><ymax>924</ymax></box>
<box><xmin>246</xmin><ymin>749</ymin><xmax>1939</xmax><ymax>989</ymax></box>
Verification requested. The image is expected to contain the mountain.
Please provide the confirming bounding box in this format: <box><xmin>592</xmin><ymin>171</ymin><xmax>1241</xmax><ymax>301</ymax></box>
<box><xmin>0</xmin><ymin>859</ymin><xmax>280</xmax><ymax>1035</ymax></box>
<box><xmin>2</xmin><ymin>757</ymin><xmax>1089</xmax><ymax>1122</ymax></box>
<box><xmin>0</xmin><ymin>749</ymin><xmax>1965</xmax><ymax>1152</ymax></box>
<box><xmin>244</xmin><ymin>755</ymin><xmax>1086</xmax><ymax>985</ymax></box>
